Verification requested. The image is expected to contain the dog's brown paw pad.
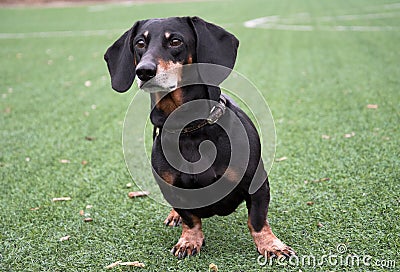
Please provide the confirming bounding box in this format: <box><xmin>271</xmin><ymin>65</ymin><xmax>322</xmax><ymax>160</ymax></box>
<box><xmin>164</xmin><ymin>209</ymin><xmax>182</xmax><ymax>227</ymax></box>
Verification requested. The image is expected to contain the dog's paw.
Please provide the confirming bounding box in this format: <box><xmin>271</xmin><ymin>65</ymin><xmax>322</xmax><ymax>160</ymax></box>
<box><xmin>164</xmin><ymin>209</ymin><xmax>182</xmax><ymax>227</ymax></box>
<box><xmin>171</xmin><ymin>236</ymin><xmax>204</xmax><ymax>259</ymax></box>
<box><xmin>249</xmin><ymin>222</ymin><xmax>296</xmax><ymax>259</ymax></box>
<box><xmin>257</xmin><ymin>239</ymin><xmax>296</xmax><ymax>259</ymax></box>
<box><xmin>171</xmin><ymin>221</ymin><xmax>204</xmax><ymax>259</ymax></box>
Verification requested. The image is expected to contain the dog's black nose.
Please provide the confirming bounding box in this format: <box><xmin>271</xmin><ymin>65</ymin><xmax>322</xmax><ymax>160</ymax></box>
<box><xmin>136</xmin><ymin>63</ymin><xmax>157</xmax><ymax>82</ymax></box>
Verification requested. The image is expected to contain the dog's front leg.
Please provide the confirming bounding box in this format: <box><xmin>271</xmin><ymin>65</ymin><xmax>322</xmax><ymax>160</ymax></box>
<box><xmin>170</xmin><ymin>211</ymin><xmax>204</xmax><ymax>259</ymax></box>
<box><xmin>247</xmin><ymin>179</ymin><xmax>296</xmax><ymax>258</ymax></box>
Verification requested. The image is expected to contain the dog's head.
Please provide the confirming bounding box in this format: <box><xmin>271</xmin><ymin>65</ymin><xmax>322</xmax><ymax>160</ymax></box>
<box><xmin>104</xmin><ymin>17</ymin><xmax>239</xmax><ymax>101</ymax></box>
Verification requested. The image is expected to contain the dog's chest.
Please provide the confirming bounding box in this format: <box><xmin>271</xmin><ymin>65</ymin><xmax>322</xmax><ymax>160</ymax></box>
<box><xmin>152</xmin><ymin>131</ymin><xmax>230</xmax><ymax>188</ymax></box>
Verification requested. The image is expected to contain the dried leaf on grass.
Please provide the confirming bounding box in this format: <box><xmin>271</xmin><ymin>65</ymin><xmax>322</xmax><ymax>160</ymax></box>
<box><xmin>85</xmin><ymin>136</ymin><xmax>95</xmax><ymax>141</ymax></box>
<box><xmin>30</xmin><ymin>207</ymin><xmax>40</xmax><ymax>211</ymax></box>
<box><xmin>209</xmin><ymin>263</ymin><xmax>218</xmax><ymax>271</ymax></box>
<box><xmin>84</xmin><ymin>217</ymin><xmax>93</xmax><ymax>222</ymax></box>
<box><xmin>306</xmin><ymin>201</ymin><xmax>314</xmax><ymax>206</ymax></box>
<box><xmin>321</xmin><ymin>135</ymin><xmax>330</xmax><ymax>140</ymax></box>
<box><xmin>81</xmin><ymin>160</ymin><xmax>88</xmax><ymax>165</ymax></box>
<box><xmin>317</xmin><ymin>222</ymin><xmax>324</xmax><ymax>228</ymax></box>
<box><xmin>275</xmin><ymin>156</ymin><xmax>287</xmax><ymax>162</ymax></box>
<box><xmin>366</xmin><ymin>104</ymin><xmax>378</xmax><ymax>109</ymax></box>
<box><xmin>59</xmin><ymin>235</ymin><xmax>70</xmax><ymax>242</ymax></box>
<box><xmin>59</xmin><ymin>159</ymin><xmax>70</xmax><ymax>164</ymax></box>
<box><xmin>52</xmin><ymin>197</ymin><xmax>71</xmax><ymax>202</ymax></box>
<box><xmin>128</xmin><ymin>191</ymin><xmax>150</xmax><ymax>198</ymax></box>
<box><xmin>344</xmin><ymin>132</ymin><xmax>355</xmax><ymax>138</ymax></box>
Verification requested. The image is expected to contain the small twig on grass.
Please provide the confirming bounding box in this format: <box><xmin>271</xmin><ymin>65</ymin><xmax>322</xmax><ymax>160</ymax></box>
<box><xmin>105</xmin><ymin>261</ymin><xmax>122</xmax><ymax>269</ymax></box>
<box><xmin>304</xmin><ymin>178</ymin><xmax>330</xmax><ymax>184</ymax></box>
<box><xmin>275</xmin><ymin>156</ymin><xmax>288</xmax><ymax>162</ymax></box>
<box><xmin>119</xmin><ymin>261</ymin><xmax>145</xmax><ymax>267</ymax></box>
<box><xmin>105</xmin><ymin>261</ymin><xmax>145</xmax><ymax>269</ymax></box>
<box><xmin>85</xmin><ymin>136</ymin><xmax>95</xmax><ymax>141</ymax></box>
<box><xmin>128</xmin><ymin>191</ymin><xmax>150</xmax><ymax>198</ymax></box>
<box><xmin>52</xmin><ymin>197</ymin><xmax>71</xmax><ymax>202</ymax></box>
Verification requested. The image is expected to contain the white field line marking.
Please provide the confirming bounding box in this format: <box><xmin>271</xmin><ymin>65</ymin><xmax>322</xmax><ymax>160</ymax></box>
<box><xmin>0</xmin><ymin>29</ymin><xmax>124</xmax><ymax>39</ymax></box>
<box><xmin>331</xmin><ymin>2</ymin><xmax>400</xmax><ymax>13</ymax></box>
<box><xmin>384</xmin><ymin>3</ymin><xmax>400</xmax><ymax>9</ymax></box>
<box><xmin>245</xmin><ymin>21</ymin><xmax>400</xmax><ymax>32</ymax></box>
<box><xmin>244</xmin><ymin>12</ymin><xmax>400</xmax><ymax>26</ymax></box>
<box><xmin>87</xmin><ymin>0</ymin><xmax>216</xmax><ymax>12</ymax></box>
<box><xmin>325</xmin><ymin>25</ymin><xmax>399</xmax><ymax>31</ymax></box>
<box><xmin>318</xmin><ymin>11</ymin><xmax>400</xmax><ymax>22</ymax></box>
<box><xmin>243</xmin><ymin>15</ymin><xmax>280</xmax><ymax>27</ymax></box>
<box><xmin>87</xmin><ymin>2</ymin><xmax>138</xmax><ymax>12</ymax></box>
<box><xmin>250</xmin><ymin>23</ymin><xmax>314</xmax><ymax>31</ymax></box>
<box><xmin>244</xmin><ymin>9</ymin><xmax>400</xmax><ymax>32</ymax></box>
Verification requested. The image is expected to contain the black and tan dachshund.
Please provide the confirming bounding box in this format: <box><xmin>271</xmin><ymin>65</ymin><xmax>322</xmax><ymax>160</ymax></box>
<box><xmin>104</xmin><ymin>16</ymin><xmax>295</xmax><ymax>259</ymax></box>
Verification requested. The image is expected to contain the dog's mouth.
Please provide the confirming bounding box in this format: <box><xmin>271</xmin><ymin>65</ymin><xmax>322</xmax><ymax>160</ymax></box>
<box><xmin>139</xmin><ymin>81</ymin><xmax>177</xmax><ymax>93</ymax></box>
<box><xmin>137</xmin><ymin>73</ymin><xmax>179</xmax><ymax>93</ymax></box>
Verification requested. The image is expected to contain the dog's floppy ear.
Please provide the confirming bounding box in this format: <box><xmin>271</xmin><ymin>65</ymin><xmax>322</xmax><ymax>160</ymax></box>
<box><xmin>104</xmin><ymin>21</ymin><xmax>144</xmax><ymax>92</ymax></box>
<box><xmin>188</xmin><ymin>16</ymin><xmax>239</xmax><ymax>100</ymax></box>
<box><xmin>189</xmin><ymin>16</ymin><xmax>239</xmax><ymax>70</ymax></box>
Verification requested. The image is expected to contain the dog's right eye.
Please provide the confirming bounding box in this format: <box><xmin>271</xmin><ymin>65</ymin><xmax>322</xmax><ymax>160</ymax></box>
<box><xmin>135</xmin><ymin>40</ymin><xmax>146</xmax><ymax>49</ymax></box>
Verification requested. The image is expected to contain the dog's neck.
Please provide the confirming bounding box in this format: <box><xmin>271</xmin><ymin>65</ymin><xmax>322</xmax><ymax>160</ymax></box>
<box><xmin>151</xmin><ymin>89</ymin><xmax>184</xmax><ymax>117</ymax></box>
<box><xmin>150</xmin><ymin>85</ymin><xmax>220</xmax><ymax>129</ymax></box>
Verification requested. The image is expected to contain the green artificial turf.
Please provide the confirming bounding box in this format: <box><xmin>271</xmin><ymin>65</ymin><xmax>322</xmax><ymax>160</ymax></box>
<box><xmin>0</xmin><ymin>0</ymin><xmax>399</xmax><ymax>271</ymax></box>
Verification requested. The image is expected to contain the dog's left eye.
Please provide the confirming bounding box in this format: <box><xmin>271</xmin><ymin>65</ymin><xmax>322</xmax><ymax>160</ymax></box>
<box><xmin>135</xmin><ymin>40</ymin><xmax>146</xmax><ymax>49</ymax></box>
<box><xmin>169</xmin><ymin>39</ymin><xmax>182</xmax><ymax>47</ymax></box>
